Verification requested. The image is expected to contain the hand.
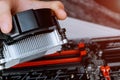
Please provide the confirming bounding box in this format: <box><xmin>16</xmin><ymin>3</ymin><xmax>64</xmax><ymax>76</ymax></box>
<box><xmin>0</xmin><ymin>0</ymin><xmax>67</xmax><ymax>33</ymax></box>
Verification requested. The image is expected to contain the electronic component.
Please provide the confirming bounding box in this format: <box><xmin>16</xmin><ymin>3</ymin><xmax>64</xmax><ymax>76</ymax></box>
<box><xmin>0</xmin><ymin>8</ymin><xmax>120</xmax><ymax>80</ymax></box>
<box><xmin>2</xmin><ymin>36</ymin><xmax>120</xmax><ymax>80</ymax></box>
<box><xmin>0</xmin><ymin>9</ymin><xmax>67</xmax><ymax>70</ymax></box>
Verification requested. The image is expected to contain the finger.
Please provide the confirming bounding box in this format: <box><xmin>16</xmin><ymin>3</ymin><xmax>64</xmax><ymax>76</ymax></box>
<box><xmin>15</xmin><ymin>1</ymin><xmax>67</xmax><ymax>20</ymax></box>
<box><xmin>48</xmin><ymin>1</ymin><xmax>67</xmax><ymax>20</ymax></box>
<box><xmin>0</xmin><ymin>1</ymin><xmax>12</xmax><ymax>33</ymax></box>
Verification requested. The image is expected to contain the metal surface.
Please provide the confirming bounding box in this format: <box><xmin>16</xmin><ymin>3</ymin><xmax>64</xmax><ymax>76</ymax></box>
<box><xmin>0</xmin><ymin>29</ymin><xmax>67</xmax><ymax>69</ymax></box>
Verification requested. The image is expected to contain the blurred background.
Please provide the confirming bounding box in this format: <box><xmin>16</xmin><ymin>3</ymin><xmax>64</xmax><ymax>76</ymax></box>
<box><xmin>57</xmin><ymin>0</ymin><xmax>120</xmax><ymax>29</ymax></box>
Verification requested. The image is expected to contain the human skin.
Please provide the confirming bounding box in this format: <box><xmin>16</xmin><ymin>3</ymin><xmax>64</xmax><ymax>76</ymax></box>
<box><xmin>0</xmin><ymin>0</ymin><xmax>67</xmax><ymax>33</ymax></box>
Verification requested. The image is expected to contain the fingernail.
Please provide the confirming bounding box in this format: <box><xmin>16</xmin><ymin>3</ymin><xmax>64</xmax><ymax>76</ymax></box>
<box><xmin>0</xmin><ymin>23</ymin><xmax>10</xmax><ymax>33</ymax></box>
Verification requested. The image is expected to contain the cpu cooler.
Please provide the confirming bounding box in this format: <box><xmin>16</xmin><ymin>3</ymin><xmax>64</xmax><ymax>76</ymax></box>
<box><xmin>0</xmin><ymin>9</ymin><xmax>67</xmax><ymax>70</ymax></box>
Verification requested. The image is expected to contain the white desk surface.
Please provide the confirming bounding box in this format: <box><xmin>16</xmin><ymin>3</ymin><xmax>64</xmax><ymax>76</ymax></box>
<box><xmin>59</xmin><ymin>17</ymin><xmax>120</xmax><ymax>39</ymax></box>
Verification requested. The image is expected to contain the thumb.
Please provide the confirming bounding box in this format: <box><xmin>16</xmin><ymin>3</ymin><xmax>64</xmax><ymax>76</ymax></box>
<box><xmin>0</xmin><ymin>1</ymin><xmax>12</xmax><ymax>34</ymax></box>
